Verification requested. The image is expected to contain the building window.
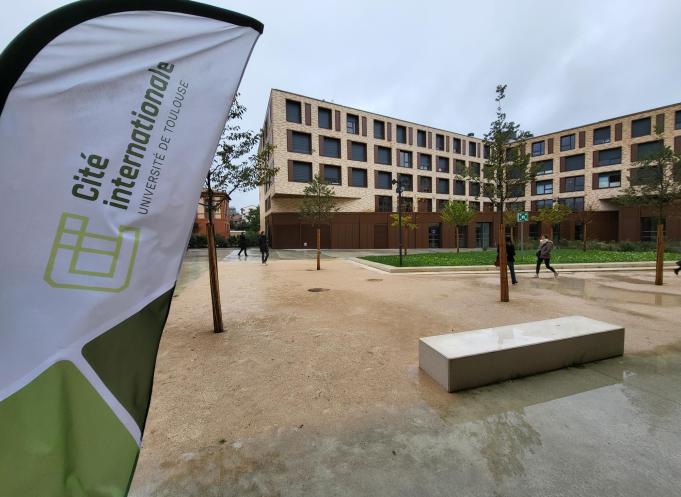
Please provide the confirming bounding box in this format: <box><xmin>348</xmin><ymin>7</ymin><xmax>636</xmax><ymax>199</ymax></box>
<box><xmin>453</xmin><ymin>137</ymin><xmax>462</xmax><ymax>154</ymax></box>
<box><xmin>560</xmin><ymin>197</ymin><xmax>584</xmax><ymax>212</ymax></box>
<box><xmin>637</xmin><ymin>140</ymin><xmax>664</xmax><ymax>160</ymax></box>
<box><xmin>531</xmin><ymin>141</ymin><xmax>545</xmax><ymax>156</ymax></box>
<box><xmin>418</xmin><ymin>153</ymin><xmax>432</xmax><ymax>170</ymax></box>
<box><xmin>631</xmin><ymin>117</ymin><xmax>651</xmax><ymax>138</ymax></box>
<box><xmin>675</xmin><ymin>110</ymin><xmax>681</xmax><ymax>130</ymax></box>
<box><xmin>535</xmin><ymin>159</ymin><xmax>553</xmax><ymax>176</ymax></box>
<box><xmin>593</xmin><ymin>126</ymin><xmax>610</xmax><ymax>144</ymax></box>
<box><xmin>323</xmin><ymin>165</ymin><xmax>341</xmax><ymax>185</ymax></box>
<box><xmin>597</xmin><ymin>147</ymin><xmax>621</xmax><ymax>166</ymax></box>
<box><xmin>398</xmin><ymin>173</ymin><xmax>413</xmax><ymax>191</ymax></box>
<box><xmin>564</xmin><ymin>154</ymin><xmax>585</xmax><ymax>171</ymax></box>
<box><xmin>436</xmin><ymin>178</ymin><xmax>449</xmax><ymax>194</ymax></box>
<box><xmin>291</xmin><ymin>161</ymin><xmax>312</xmax><ymax>182</ymax></box>
<box><xmin>350</xmin><ymin>168</ymin><xmax>368</xmax><ymax>187</ymax></box>
<box><xmin>454</xmin><ymin>180</ymin><xmax>466</xmax><ymax>195</ymax></box>
<box><xmin>509</xmin><ymin>184</ymin><xmax>524</xmax><ymax>197</ymax></box>
<box><xmin>529</xmin><ymin>222</ymin><xmax>540</xmax><ymax>239</ymax></box>
<box><xmin>321</xmin><ymin>136</ymin><xmax>341</xmax><ymax>158</ymax></box>
<box><xmin>398</xmin><ymin>150</ymin><xmax>412</xmax><ymax>168</ymax></box>
<box><xmin>640</xmin><ymin>217</ymin><xmax>664</xmax><ymax>242</ymax></box>
<box><xmin>376</xmin><ymin>195</ymin><xmax>392</xmax><ymax>212</ymax></box>
<box><xmin>508</xmin><ymin>201</ymin><xmax>525</xmax><ymax>212</ymax></box>
<box><xmin>347</xmin><ymin>114</ymin><xmax>359</xmax><ymax>134</ymax></box>
<box><xmin>536</xmin><ymin>179</ymin><xmax>553</xmax><ymax>195</ymax></box>
<box><xmin>630</xmin><ymin>166</ymin><xmax>659</xmax><ymax>186</ymax></box>
<box><xmin>374</xmin><ymin>120</ymin><xmax>385</xmax><ymax>139</ymax></box>
<box><xmin>469</xmin><ymin>182</ymin><xmax>480</xmax><ymax>197</ymax></box>
<box><xmin>376</xmin><ymin>171</ymin><xmax>392</xmax><ymax>189</ymax></box>
<box><xmin>286</xmin><ymin>99</ymin><xmax>301</xmax><ymax>123</ymax></box>
<box><xmin>575</xmin><ymin>222</ymin><xmax>584</xmax><ymax>241</ymax></box>
<box><xmin>436</xmin><ymin>134</ymin><xmax>445</xmax><ymax>150</ymax></box>
<box><xmin>469</xmin><ymin>201</ymin><xmax>480</xmax><ymax>211</ymax></box>
<box><xmin>318</xmin><ymin>107</ymin><xmax>332</xmax><ymax>129</ymax></box>
<box><xmin>350</xmin><ymin>141</ymin><xmax>367</xmax><ymax>161</ymax></box>
<box><xmin>437</xmin><ymin>156</ymin><xmax>449</xmax><ymax>173</ymax></box>
<box><xmin>396</xmin><ymin>125</ymin><xmax>407</xmax><ymax>144</ymax></box>
<box><xmin>469</xmin><ymin>162</ymin><xmax>481</xmax><ymax>178</ymax></box>
<box><xmin>437</xmin><ymin>199</ymin><xmax>448</xmax><ymax>212</ymax></box>
<box><xmin>560</xmin><ymin>134</ymin><xmax>575</xmax><ymax>151</ymax></box>
<box><xmin>418</xmin><ymin>176</ymin><xmax>432</xmax><ymax>193</ymax></box>
<box><xmin>400</xmin><ymin>197</ymin><xmax>413</xmax><ymax>212</ymax></box>
<box><xmin>417</xmin><ymin>129</ymin><xmax>427</xmax><ymax>147</ymax></box>
<box><xmin>468</xmin><ymin>142</ymin><xmax>477</xmax><ymax>156</ymax></box>
<box><xmin>483</xmin><ymin>144</ymin><xmax>490</xmax><ymax>159</ymax></box>
<box><xmin>563</xmin><ymin>175</ymin><xmax>584</xmax><ymax>192</ymax></box>
<box><xmin>454</xmin><ymin>159</ymin><xmax>466</xmax><ymax>175</ymax></box>
<box><xmin>375</xmin><ymin>146</ymin><xmax>392</xmax><ymax>165</ymax></box>
<box><xmin>291</xmin><ymin>131</ymin><xmax>311</xmax><ymax>154</ymax></box>
<box><xmin>598</xmin><ymin>171</ymin><xmax>621</xmax><ymax>189</ymax></box>
<box><xmin>419</xmin><ymin>199</ymin><xmax>433</xmax><ymax>212</ymax></box>
<box><xmin>534</xmin><ymin>199</ymin><xmax>553</xmax><ymax>210</ymax></box>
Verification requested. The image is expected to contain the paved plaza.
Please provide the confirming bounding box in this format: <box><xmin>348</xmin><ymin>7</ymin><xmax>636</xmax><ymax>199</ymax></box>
<box><xmin>130</xmin><ymin>250</ymin><xmax>681</xmax><ymax>497</ymax></box>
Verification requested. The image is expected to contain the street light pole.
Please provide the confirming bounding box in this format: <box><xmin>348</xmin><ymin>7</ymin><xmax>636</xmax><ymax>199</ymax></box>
<box><xmin>392</xmin><ymin>178</ymin><xmax>404</xmax><ymax>266</ymax></box>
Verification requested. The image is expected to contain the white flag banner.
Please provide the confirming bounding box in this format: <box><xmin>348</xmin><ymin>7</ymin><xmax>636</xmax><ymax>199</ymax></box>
<box><xmin>0</xmin><ymin>1</ymin><xmax>262</xmax><ymax>494</ymax></box>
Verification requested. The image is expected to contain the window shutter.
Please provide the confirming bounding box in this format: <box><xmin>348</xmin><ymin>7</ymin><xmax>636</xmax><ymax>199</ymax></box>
<box><xmin>592</xmin><ymin>150</ymin><xmax>599</xmax><ymax>167</ymax></box>
<box><xmin>373</xmin><ymin>144</ymin><xmax>378</xmax><ymax>163</ymax></box>
<box><xmin>630</xmin><ymin>143</ymin><xmax>638</xmax><ymax>162</ymax></box>
<box><xmin>387</xmin><ymin>123</ymin><xmax>392</xmax><ymax>141</ymax></box>
<box><xmin>560</xmin><ymin>156</ymin><xmax>566</xmax><ymax>172</ymax></box>
<box><xmin>374</xmin><ymin>170</ymin><xmax>379</xmax><ymax>189</ymax></box>
<box><xmin>531</xmin><ymin>180</ymin><xmax>536</xmax><ymax>195</ymax></box>
<box><xmin>287</xmin><ymin>130</ymin><xmax>293</xmax><ymax>152</ymax></box>
<box><xmin>427</xmin><ymin>131</ymin><xmax>432</xmax><ymax>149</ymax></box>
<box><xmin>462</xmin><ymin>140</ymin><xmax>466</xmax><ymax>156</ymax></box>
<box><xmin>547</xmin><ymin>138</ymin><xmax>554</xmax><ymax>154</ymax></box>
<box><xmin>445</xmin><ymin>136</ymin><xmax>450</xmax><ymax>152</ymax></box>
<box><xmin>319</xmin><ymin>164</ymin><xmax>325</xmax><ymax>181</ymax></box>
<box><xmin>578</xmin><ymin>131</ymin><xmax>586</xmax><ymax>148</ymax></box>
<box><xmin>408</xmin><ymin>127</ymin><xmax>413</xmax><ymax>145</ymax></box>
<box><xmin>675</xmin><ymin>136</ymin><xmax>681</xmax><ymax>153</ymax></box>
<box><xmin>347</xmin><ymin>141</ymin><xmax>352</xmax><ymax>160</ymax></box>
<box><xmin>334</xmin><ymin>110</ymin><xmax>341</xmax><ymax>131</ymax></box>
<box><xmin>396</xmin><ymin>150</ymin><xmax>401</xmax><ymax>167</ymax></box>
<box><xmin>375</xmin><ymin>195</ymin><xmax>380</xmax><ymax>211</ymax></box>
<box><xmin>592</xmin><ymin>173</ymin><xmax>599</xmax><ymax>190</ymax></box>
<box><xmin>531</xmin><ymin>201</ymin><xmax>537</xmax><ymax>211</ymax></box>
<box><xmin>304</xmin><ymin>103</ymin><xmax>311</xmax><ymax>126</ymax></box>
<box><xmin>656</xmin><ymin>113</ymin><xmax>665</xmax><ymax>133</ymax></box>
<box><xmin>319</xmin><ymin>136</ymin><xmax>325</xmax><ymax>156</ymax></box>
<box><xmin>560</xmin><ymin>177</ymin><xmax>566</xmax><ymax>192</ymax></box>
<box><xmin>614</xmin><ymin>122</ymin><xmax>622</xmax><ymax>141</ymax></box>
<box><xmin>287</xmin><ymin>160</ymin><xmax>293</xmax><ymax>181</ymax></box>
<box><xmin>361</xmin><ymin>116</ymin><xmax>367</xmax><ymax>137</ymax></box>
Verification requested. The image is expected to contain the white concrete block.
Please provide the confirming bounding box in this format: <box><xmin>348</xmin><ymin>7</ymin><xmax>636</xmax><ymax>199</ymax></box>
<box><xmin>419</xmin><ymin>315</ymin><xmax>625</xmax><ymax>392</ymax></box>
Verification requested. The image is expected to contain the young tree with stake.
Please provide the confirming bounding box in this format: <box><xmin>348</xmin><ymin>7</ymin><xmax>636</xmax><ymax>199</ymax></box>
<box><xmin>479</xmin><ymin>85</ymin><xmax>534</xmax><ymax>302</ymax></box>
<box><xmin>299</xmin><ymin>173</ymin><xmax>339</xmax><ymax>270</ymax></box>
<box><xmin>390</xmin><ymin>212</ymin><xmax>418</xmax><ymax>257</ymax></box>
<box><xmin>440</xmin><ymin>200</ymin><xmax>477</xmax><ymax>252</ymax></box>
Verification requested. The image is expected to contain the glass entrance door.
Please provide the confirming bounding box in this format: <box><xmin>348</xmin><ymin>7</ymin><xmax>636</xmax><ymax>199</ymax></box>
<box><xmin>428</xmin><ymin>223</ymin><xmax>441</xmax><ymax>248</ymax></box>
<box><xmin>475</xmin><ymin>222</ymin><xmax>491</xmax><ymax>248</ymax></box>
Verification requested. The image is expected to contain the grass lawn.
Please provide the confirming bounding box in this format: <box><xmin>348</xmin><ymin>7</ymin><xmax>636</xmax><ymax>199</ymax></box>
<box><xmin>361</xmin><ymin>249</ymin><xmax>679</xmax><ymax>267</ymax></box>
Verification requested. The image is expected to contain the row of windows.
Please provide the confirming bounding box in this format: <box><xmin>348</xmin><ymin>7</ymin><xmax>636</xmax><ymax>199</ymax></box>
<box><xmin>531</xmin><ymin>197</ymin><xmax>585</xmax><ymax>211</ymax></box>
<box><xmin>375</xmin><ymin>197</ymin><xmax>497</xmax><ymax>213</ymax></box>
<box><xmin>285</xmin><ymin>98</ymin><xmax>485</xmax><ymax>156</ymax></box>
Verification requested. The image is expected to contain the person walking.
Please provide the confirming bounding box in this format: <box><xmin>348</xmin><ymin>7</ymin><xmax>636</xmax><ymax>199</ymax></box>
<box><xmin>674</xmin><ymin>260</ymin><xmax>681</xmax><ymax>276</ymax></box>
<box><xmin>534</xmin><ymin>234</ymin><xmax>558</xmax><ymax>278</ymax></box>
<box><xmin>258</xmin><ymin>231</ymin><xmax>269</xmax><ymax>264</ymax></box>
<box><xmin>497</xmin><ymin>235</ymin><xmax>518</xmax><ymax>285</ymax></box>
<box><xmin>237</xmin><ymin>232</ymin><xmax>248</xmax><ymax>257</ymax></box>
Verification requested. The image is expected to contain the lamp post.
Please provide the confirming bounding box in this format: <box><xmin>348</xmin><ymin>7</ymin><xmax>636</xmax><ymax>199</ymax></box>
<box><xmin>392</xmin><ymin>178</ymin><xmax>404</xmax><ymax>266</ymax></box>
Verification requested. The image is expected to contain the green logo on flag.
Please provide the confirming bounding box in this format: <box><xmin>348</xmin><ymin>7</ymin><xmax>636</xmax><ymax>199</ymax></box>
<box><xmin>516</xmin><ymin>211</ymin><xmax>529</xmax><ymax>222</ymax></box>
<box><xmin>44</xmin><ymin>212</ymin><xmax>140</xmax><ymax>292</ymax></box>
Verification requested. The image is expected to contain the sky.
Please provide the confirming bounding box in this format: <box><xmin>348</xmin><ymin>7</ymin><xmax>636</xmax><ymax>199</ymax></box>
<box><xmin>3</xmin><ymin>0</ymin><xmax>681</xmax><ymax>210</ymax></box>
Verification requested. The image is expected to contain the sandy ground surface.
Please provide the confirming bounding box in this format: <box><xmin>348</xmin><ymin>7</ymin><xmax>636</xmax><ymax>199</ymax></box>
<box><xmin>129</xmin><ymin>252</ymin><xmax>681</xmax><ymax>497</ymax></box>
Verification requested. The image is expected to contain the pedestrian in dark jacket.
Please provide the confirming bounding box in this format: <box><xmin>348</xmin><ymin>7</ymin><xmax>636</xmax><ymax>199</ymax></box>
<box><xmin>237</xmin><ymin>233</ymin><xmax>248</xmax><ymax>257</ymax></box>
<box><xmin>674</xmin><ymin>260</ymin><xmax>680</xmax><ymax>276</ymax></box>
<box><xmin>534</xmin><ymin>234</ymin><xmax>558</xmax><ymax>278</ymax></box>
<box><xmin>497</xmin><ymin>236</ymin><xmax>518</xmax><ymax>285</ymax></box>
<box><xmin>258</xmin><ymin>231</ymin><xmax>269</xmax><ymax>264</ymax></box>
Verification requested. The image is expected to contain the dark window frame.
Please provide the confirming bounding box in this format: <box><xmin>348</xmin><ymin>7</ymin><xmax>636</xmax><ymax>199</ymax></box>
<box><xmin>417</xmin><ymin>129</ymin><xmax>427</xmax><ymax>147</ymax></box>
<box><xmin>631</xmin><ymin>117</ymin><xmax>651</xmax><ymax>138</ymax></box>
<box><xmin>375</xmin><ymin>146</ymin><xmax>392</xmax><ymax>165</ymax></box>
<box><xmin>291</xmin><ymin>161</ymin><xmax>312</xmax><ymax>182</ymax></box>
<box><xmin>536</xmin><ymin>179</ymin><xmax>553</xmax><ymax>195</ymax></box>
<box><xmin>346</xmin><ymin>114</ymin><xmax>360</xmax><ymax>134</ymax></box>
<box><xmin>322</xmin><ymin>165</ymin><xmax>342</xmax><ymax>185</ymax></box>
<box><xmin>350</xmin><ymin>141</ymin><xmax>367</xmax><ymax>162</ymax></box>
<box><xmin>597</xmin><ymin>147</ymin><xmax>622</xmax><ymax>166</ymax></box>
<box><xmin>534</xmin><ymin>159</ymin><xmax>553</xmax><ymax>176</ymax></box>
<box><xmin>531</xmin><ymin>141</ymin><xmax>545</xmax><ymax>157</ymax></box>
<box><xmin>373</xmin><ymin>120</ymin><xmax>385</xmax><ymax>139</ymax></box>
<box><xmin>563</xmin><ymin>175</ymin><xmax>584</xmax><ymax>193</ymax></box>
<box><xmin>598</xmin><ymin>171</ymin><xmax>621</xmax><ymax>189</ymax></box>
<box><xmin>320</xmin><ymin>136</ymin><xmax>341</xmax><ymax>158</ymax></box>
<box><xmin>593</xmin><ymin>126</ymin><xmax>611</xmax><ymax>145</ymax></box>
<box><xmin>396</xmin><ymin>125</ymin><xmax>407</xmax><ymax>144</ymax></box>
<box><xmin>286</xmin><ymin>99</ymin><xmax>302</xmax><ymax>123</ymax></box>
<box><xmin>560</xmin><ymin>134</ymin><xmax>575</xmax><ymax>152</ymax></box>
<box><xmin>350</xmin><ymin>167</ymin><xmax>368</xmax><ymax>187</ymax></box>
<box><xmin>318</xmin><ymin>107</ymin><xmax>332</xmax><ymax>129</ymax></box>
<box><xmin>291</xmin><ymin>131</ymin><xmax>312</xmax><ymax>154</ymax></box>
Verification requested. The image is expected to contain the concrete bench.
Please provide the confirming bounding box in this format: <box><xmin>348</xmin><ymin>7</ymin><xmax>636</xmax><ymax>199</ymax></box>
<box><xmin>419</xmin><ymin>315</ymin><xmax>624</xmax><ymax>392</ymax></box>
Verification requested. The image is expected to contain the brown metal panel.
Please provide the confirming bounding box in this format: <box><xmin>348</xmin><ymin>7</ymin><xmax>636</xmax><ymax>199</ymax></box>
<box><xmin>477</xmin><ymin>142</ymin><xmax>482</xmax><ymax>158</ymax></box>
<box><xmin>287</xmin><ymin>130</ymin><xmax>293</xmax><ymax>152</ymax></box>
<box><xmin>387</xmin><ymin>122</ymin><xmax>392</xmax><ymax>141</ymax></box>
<box><xmin>531</xmin><ymin>180</ymin><xmax>536</xmax><ymax>195</ymax></box>
<box><xmin>614</xmin><ymin>123</ymin><xmax>622</xmax><ymax>141</ymax></box>
<box><xmin>408</xmin><ymin>127</ymin><xmax>413</xmax><ymax>145</ymax></box>
<box><xmin>396</xmin><ymin>149</ymin><xmax>401</xmax><ymax>167</ymax></box>
<box><xmin>427</xmin><ymin>131</ymin><xmax>432</xmax><ymax>149</ymax></box>
<box><xmin>304</xmin><ymin>103</ymin><xmax>311</xmax><ymax>126</ymax></box>
<box><xmin>373</xmin><ymin>144</ymin><xmax>378</xmax><ymax>163</ymax></box>
<box><xmin>560</xmin><ymin>177</ymin><xmax>566</xmax><ymax>192</ymax></box>
<box><xmin>560</xmin><ymin>156</ymin><xmax>565</xmax><ymax>172</ymax></box>
<box><xmin>347</xmin><ymin>140</ymin><xmax>352</xmax><ymax>159</ymax></box>
<box><xmin>445</xmin><ymin>136</ymin><xmax>450</xmax><ymax>152</ymax></box>
<box><xmin>675</xmin><ymin>136</ymin><xmax>681</xmax><ymax>153</ymax></box>
<box><xmin>592</xmin><ymin>150</ymin><xmax>598</xmax><ymax>167</ymax></box>
<box><xmin>361</xmin><ymin>116</ymin><xmax>367</xmax><ymax>137</ymax></box>
<box><xmin>592</xmin><ymin>173</ymin><xmax>599</xmax><ymax>190</ymax></box>
<box><xmin>334</xmin><ymin>110</ymin><xmax>341</xmax><ymax>131</ymax></box>
<box><xmin>319</xmin><ymin>164</ymin><xmax>325</xmax><ymax>182</ymax></box>
<box><xmin>319</xmin><ymin>135</ymin><xmax>325</xmax><ymax>156</ymax></box>
<box><xmin>578</xmin><ymin>130</ymin><xmax>586</xmax><ymax>148</ymax></box>
<box><xmin>656</xmin><ymin>113</ymin><xmax>665</xmax><ymax>133</ymax></box>
<box><xmin>287</xmin><ymin>159</ymin><xmax>293</xmax><ymax>181</ymax></box>
<box><xmin>630</xmin><ymin>143</ymin><xmax>638</xmax><ymax>162</ymax></box>
<box><xmin>547</xmin><ymin>137</ymin><xmax>554</xmax><ymax>154</ymax></box>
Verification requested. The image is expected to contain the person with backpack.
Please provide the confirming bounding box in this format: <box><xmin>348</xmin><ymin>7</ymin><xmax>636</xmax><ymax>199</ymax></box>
<box><xmin>237</xmin><ymin>232</ymin><xmax>248</xmax><ymax>257</ymax></box>
<box><xmin>534</xmin><ymin>234</ymin><xmax>558</xmax><ymax>278</ymax></box>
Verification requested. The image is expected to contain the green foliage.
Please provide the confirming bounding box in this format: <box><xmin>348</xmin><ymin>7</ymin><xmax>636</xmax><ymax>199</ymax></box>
<box><xmin>361</xmin><ymin>249</ymin><xmax>678</xmax><ymax>267</ymax></box>
<box><xmin>440</xmin><ymin>200</ymin><xmax>476</xmax><ymax>227</ymax></box>
<box><xmin>390</xmin><ymin>213</ymin><xmax>418</xmax><ymax>230</ymax></box>
<box><xmin>532</xmin><ymin>203</ymin><xmax>572</xmax><ymax>226</ymax></box>
<box><xmin>299</xmin><ymin>174</ymin><xmax>339</xmax><ymax>225</ymax></box>
<box><xmin>188</xmin><ymin>232</ymin><xmax>260</xmax><ymax>249</ymax></box>
<box><xmin>561</xmin><ymin>239</ymin><xmax>681</xmax><ymax>253</ymax></box>
<box><xmin>244</xmin><ymin>205</ymin><xmax>260</xmax><ymax>233</ymax></box>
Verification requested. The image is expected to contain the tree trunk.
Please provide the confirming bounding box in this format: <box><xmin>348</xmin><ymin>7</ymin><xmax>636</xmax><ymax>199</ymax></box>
<box><xmin>655</xmin><ymin>223</ymin><xmax>664</xmax><ymax>286</ymax></box>
<box><xmin>316</xmin><ymin>227</ymin><xmax>321</xmax><ymax>271</ymax></box>
<box><xmin>206</xmin><ymin>222</ymin><xmax>224</xmax><ymax>333</ymax></box>
<box><xmin>499</xmin><ymin>222</ymin><xmax>509</xmax><ymax>303</ymax></box>
<box><xmin>582</xmin><ymin>223</ymin><xmax>587</xmax><ymax>252</ymax></box>
<box><xmin>455</xmin><ymin>226</ymin><xmax>460</xmax><ymax>253</ymax></box>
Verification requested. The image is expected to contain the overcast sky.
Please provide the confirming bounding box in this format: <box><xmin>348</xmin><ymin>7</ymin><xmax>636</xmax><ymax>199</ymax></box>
<box><xmin>3</xmin><ymin>0</ymin><xmax>681</xmax><ymax>210</ymax></box>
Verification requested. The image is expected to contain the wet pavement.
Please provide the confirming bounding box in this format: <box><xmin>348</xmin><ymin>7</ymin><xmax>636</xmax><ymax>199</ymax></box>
<box><xmin>131</xmin><ymin>256</ymin><xmax>681</xmax><ymax>497</ymax></box>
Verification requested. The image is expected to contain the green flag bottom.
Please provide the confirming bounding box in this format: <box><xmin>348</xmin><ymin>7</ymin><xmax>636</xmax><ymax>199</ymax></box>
<box><xmin>0</xmin><ymin>361</ymin><xmax>139</xmax><ymax>497</ymax></box>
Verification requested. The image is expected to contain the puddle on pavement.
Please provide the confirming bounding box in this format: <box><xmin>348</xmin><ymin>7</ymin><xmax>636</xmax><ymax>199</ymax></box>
<box><xmin>307</xmin><ymin>288</ymin><xmax>330</xmax><ymax>292</ymax></box>
<box><xmin>540</xmin><ymin>277</ymin><xmax>681</xmax><ymax>307</ymax></box>
<box><xmin>367</xmin><ymin>278</ymin><xmax>383</xmax><ymax>282</ymax></box>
